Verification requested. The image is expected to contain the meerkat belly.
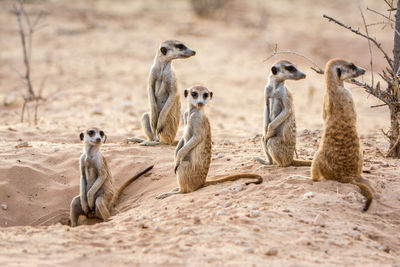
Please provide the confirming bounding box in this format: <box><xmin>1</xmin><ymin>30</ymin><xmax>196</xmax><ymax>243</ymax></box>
<box><xmin>85</xmin><ymin>165</ymin><xmax>98</xmax><ymax>190</ymax></box>
<box><xmin>323</xmin><ymin>119</ymin><xmax>362</xmax><ymax>176</ymax></box>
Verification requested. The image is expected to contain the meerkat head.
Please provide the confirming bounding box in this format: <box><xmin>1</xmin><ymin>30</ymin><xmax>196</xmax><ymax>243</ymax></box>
<box><xmin>80</xmin><ymin>127</ymin><xmax>107</xmax><ymax>146</ymax></box>
<box><xmin>270</xmin><ymin>60</ymin><xmax>306</xmax><ymax>82</ymax></box>
<box><xmin>326</xmin><ymin>59</ymin><xmax>366</xmax><ymax>81</ymax></box>
<box><xmin>184</xmin><ymin>85</ymin><xmax>213</xmax><ymax>109</ymax></box>
<box><xmin>158</xmin><ymin>40</ymin><xmax>196</xmax><ymax>60</ymax></box>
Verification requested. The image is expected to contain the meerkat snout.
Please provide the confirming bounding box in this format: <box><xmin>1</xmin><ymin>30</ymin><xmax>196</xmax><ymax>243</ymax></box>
<box><xmin>271</xmin><ymin>61</ymin><xmax>306</xmax><ymax>81</ymax></box>
<box><xmin>184</xmin><ymin>86</ymin><xmax>212</xmax><ymax>108</ymax></box>
<box><xmin>80</xmin><ymin>127</ymin><xmax>107</xmax><ymax>145</ymax></box>
<box><xmin>335</xmin><ymin>62</ymin><xmax>366</xmax><ymax>80</ymax></box>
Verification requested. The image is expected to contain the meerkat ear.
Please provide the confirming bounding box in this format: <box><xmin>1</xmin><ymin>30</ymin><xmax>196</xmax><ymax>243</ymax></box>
<box><xmin>104</xmin><ymin>134</ymin><xmax>107</xmax><ymax>143</ymax></box>
<box><xmin>209</xmin><ymin>91</ymin><xmax>213</xmax><ymax>99</ymax></box>
<box><xmin>160</xmin><ymin>47</ymin><xmax>168</xmax><ymax>55</ymax></box>
<box><xmin>271</xmin><ymin>66</ymin><xmax>278</xmax><ymax>75</ymax></box>
<box><xmin>80</xmin><ymin>132</ymin><xmax>84</xmax><ymax>141</ymax></box>
<box><xmin>184</xmin><ymin>89</ymin><xmax>188</xmax><ymax>98</ymax></box>
<box><xmin>336</xmin><ymin>67</ymin><xmax>342</xmax><ymax>78</ymax></box>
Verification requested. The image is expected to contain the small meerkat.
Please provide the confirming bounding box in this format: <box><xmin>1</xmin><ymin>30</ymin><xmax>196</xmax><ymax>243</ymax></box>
<box><xmin>156</xmin><ymin>86</ymin><xmax>262</xmax><ymax>199</ymax></box>
<box><xmin>254</xmin><ymin>60</ymin><xmax>311</xmax><ymax>167</ymax></box>
<box><xmin>128</xmin><ymin>40</ymin><xmax>196</xmax><ymax>146</ymax></box>
<box><xmin>70</xmin><ymin>127</ymin><xmax>154</xmax><ymax>227</ymax></box>
<box><xmin>312</xmin><ymin>58</ymin><xmax>373</xmax><ymax>212</ymax></box>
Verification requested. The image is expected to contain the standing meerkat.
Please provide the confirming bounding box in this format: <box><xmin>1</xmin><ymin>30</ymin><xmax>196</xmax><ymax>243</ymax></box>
<box><xmin>254</xmin><ymin>60</ymin><xmax>311</xmax><ymax>167</ymax></box>
<box><xmin>128</xmin><ymin>40</ymin><xmax>196</xmax><ymax>146</ymax></box>
<box><xmin>312</xmin><ymin>58</ymin><xmax>373</xmax><ymax>212</ymax></box>
<box><xmin>156</xmin><ymin>86</ymin><xmax>262</xmax><ymax>199</ymax></box>
<box><xmin>70</xmin><ymin>127</ymin><xmax>154</xmax><ymax>227</ymax></box>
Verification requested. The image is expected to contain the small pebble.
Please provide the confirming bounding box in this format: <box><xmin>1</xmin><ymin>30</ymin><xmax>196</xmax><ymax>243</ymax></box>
<box><xmin>193</xmin><ymin>216</ymin><xmax>201</xmax><ymax>224</ymax></box>
<box><xmin>265</xmin><ymin>248</ymin><xmax>278</xmax><ymax>256</ymax></box>
<box><xmin>248</xmin><ymin>204</ymin><xmax>258</xmax><ymax>210</ymax></box>
<box><xmin>303</xmin><ymin>192</ymin><xmax>314</xmax><ymax>199</ymax></box>
<box><xmin>1</xmin><ymin>204</ymin><xmax>7</xmax><ymax>210</ymax></box>
<box><xmin>249</xmin><ymin>210</ymin><xmax>259</xmax><ymax>217</ymax></box>
<box><xmin>223</xmin><ymin>201</ymin><xmax>232</xmax><ymax>208</ymax></box>
<box><xmin>233</xmin><ymin>185</ymin><xmax>244</xmax><ymax>192</ymax></box>
<box><xmin>51</xmin><ymin>146</ymin><xmax>59</xmax><ymax>153</ymax></box>
<box><xmin>92</xmin><ymin>105</ymin><xmax>103</xmax><ymax>115</ymax></box>
<box><xmin>181</xmin><ymin>227</ymin><xmax>193</xmax><ymax>234</ymax></box>
<box><xmin>15</xmin><ymin>141</ymin><xmax>30</xmax><ymax>148</ymax></box>
<box><xmin>216</xmin><ymin>153</ymin><xmax>225</xmax><ymax>159</ymax></box>
<box><xmin>244</xmin><ymin>247</ymin><xmax>254</xmax><ymax>253</ymax></box>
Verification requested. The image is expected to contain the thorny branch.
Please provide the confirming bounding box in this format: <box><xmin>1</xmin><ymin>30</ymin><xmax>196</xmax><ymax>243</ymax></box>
<box><xmin>357</xmin><ymin>0</ymin><xmax>374</xmax><ymax>86</ymax></box>
<box><xmin>323</xmin><ymin>14</ymin><xmax>394</xmax><ymax>71</ymax></box>
<box><xmin>11</xmin><ymin>0</ymin><xmax>46</xmax><ymax>124</ymax></box>
<box><xmin>264</xmin><ymin>44</ymin><xmax>324</xmax><ymax>74</ymax></box>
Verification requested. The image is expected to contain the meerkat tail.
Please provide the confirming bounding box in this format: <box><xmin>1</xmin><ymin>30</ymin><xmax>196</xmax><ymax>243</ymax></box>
<box><xmin>350</xmin><ymin>180</ymin><xmax>373</xmax><ymax>212</ymax></box>
<box><xmin>292</xmin><ymin>159</ymin><xmax>312</xmax><ymax>166</ymax></box>
<box><xmin>204</xmin><ymin>174</ymin><xmax>263</xmax><ymax>186</ymax></box>
<box><xmin>110</xmin><ymin>164</ymin><xmax>154</xmax><ymax>207</ymax></box>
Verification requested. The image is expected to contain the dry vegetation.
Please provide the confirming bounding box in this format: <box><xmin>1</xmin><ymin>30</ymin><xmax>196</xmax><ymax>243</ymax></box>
<box><xmin>0</xmin><ymin>0</ymin><xmax>399</xmax><ymax>266</ymax></box>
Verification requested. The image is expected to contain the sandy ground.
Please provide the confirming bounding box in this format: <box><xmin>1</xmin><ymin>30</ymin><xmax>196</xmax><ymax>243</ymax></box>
<box><xmin>0</xmin><ymin>0</ymin><xmax>399</xmax><ymax>266</ymax></box>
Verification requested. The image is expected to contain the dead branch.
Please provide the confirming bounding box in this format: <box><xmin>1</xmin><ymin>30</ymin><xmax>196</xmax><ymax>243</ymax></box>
<box><xmin>386</xmin><ymin>129</ymin><xmax>400</xmax><ymax>156</ymax></box>
<box><xmin>264</xmin><ymin>44</ymin><xmax>324</xmax><ymax>74</ymax></box>
<box><xmin>12</xmin><ymin>0</ymin><xmax>46</xmax><ymax>124</ymax></box>
<box><xmin>323</xmin><ymin>14</ymin><xmax>394</xmax><ymax>71</ymax></box>
<box><xmin>358</xmin><ymin>0</ymin><xmax>374</xmax><ymax>87</ymax></box>
<box><xmin>371</xmin><ymin>103</ymin><xmax>387</xmax><ymax>108</ymax></box>
<box><xmin>367</xmin><ymin>7</ymin><xmax>395</xmax><ymax>23</ymax></box>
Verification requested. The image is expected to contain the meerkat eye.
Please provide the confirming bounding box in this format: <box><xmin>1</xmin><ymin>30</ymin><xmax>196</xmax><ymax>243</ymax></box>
<box><xmin>99</xmin><ymin>131</ymin><xmax>104</xmax><ymax>137</ymax></box>
<box><xmin>175</xmin><ymin>44</ymin><xmax>186</xmax><ymax>50</ymax></box>
<box><xmin>285</xmin><ymin>66</ymin><xmax>296</xmax><ymax>72</ymax></box>
<box><xmin>88</xmin><ymin>130</ymin><xmax>95</xmax><ymax>136</ymax></box>
<box><xmin>203</xmin><ymin>92</ymin><xmax>208</xmax><ymax>99</ymax></box>
<box><xmin>191</xmin><ymin>91</ymin><xmax>198</xmax><ymax>98</ymax></box>
<box><xmin>349</xmin><ymin>63</ymin><xmax>357</xmax><ymax>70</ymax></box>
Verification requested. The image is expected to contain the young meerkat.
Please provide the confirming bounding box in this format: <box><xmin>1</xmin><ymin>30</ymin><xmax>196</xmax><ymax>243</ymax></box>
<box><xmin>312</xmin><ymin>58</ymin><xmax>373</xmax><ymax>212</ymax></box>
<box><xmin>254</xmin><ymin>60</ymin><xmax>311</xmax><ymax>167</ymax></box>
<box><xmin>156</xmin><ymin>86</ymin><xmax>262</xmax><ymax>199</ymax></box>
<box><xmin>70</xmin><ymin>127</ymin><xmax>154</xmax><ymax>227</ymax></box>
<box><xmin>128</xmin><ymin>40</ymin><xmax>196</xmax><ymax>146</ymax></box>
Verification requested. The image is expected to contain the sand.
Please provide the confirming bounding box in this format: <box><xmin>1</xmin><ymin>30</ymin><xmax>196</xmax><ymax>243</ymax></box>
<box><xmin>0</xmin><ymin>0</ymin><xmax>399</xmax><ymax>266</ymax></box>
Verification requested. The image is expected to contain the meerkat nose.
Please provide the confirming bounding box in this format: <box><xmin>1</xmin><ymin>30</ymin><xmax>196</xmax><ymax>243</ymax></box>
<box><xmin>192</xmin><ymin>51</ymin><xmax>196</xmax><ymax>55</ymax></box>
<box><xmin>96</xmin><ymin>138</ymin><xmax>101</xmax><ymax>142</ymax></box>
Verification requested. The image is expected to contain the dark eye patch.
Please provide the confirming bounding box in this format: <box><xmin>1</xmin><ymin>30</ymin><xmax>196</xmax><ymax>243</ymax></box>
<box><xmin>175</xmin><ymin>44</ymin><xmax>186</xmax><ymax>50</ymax></box>
<box><xmin>349</xmin><ymin>63</ymin><xmax>357</xmax><ymax>70</ymax></box>
<box><xmin>203</xmin><ymin>92</ymin><xmax>208</xmax><ymax>98</ymax></box>
<box><xmin>285</xmin><ymin>66</ymin><xmax>296</xmax><ymax>72</ymax></box>
<box><xmin>88</xmin><ymin>130</ymin><xmax>95</xmax><ymax>136</ymax></box>
<box><xmin>99</xmin><ymin>131</ymin><xmax>104</xmax><ymax>137</ymax></box>
<box><xmin>191</xmin><ymin>91</ymin><xmax>198</xmax><ymax>98</ymax></box>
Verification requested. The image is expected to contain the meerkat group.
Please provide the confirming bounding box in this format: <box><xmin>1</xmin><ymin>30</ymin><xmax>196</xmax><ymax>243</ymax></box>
<box><xmin>69</xmin><ymin>41</ymin><xmax>375</xmax><ymax>227</ymax></box>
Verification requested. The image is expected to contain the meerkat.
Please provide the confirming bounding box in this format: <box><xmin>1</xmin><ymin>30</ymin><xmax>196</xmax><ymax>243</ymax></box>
<box><xmin>128</xmin><ymin>40</ymin><xmax>196</xmax><ymax>146</ymax></box>
<box><xmin>254</xmin><ymin>60</ymin><xmax>311</xmax><ymax>167</ymax></box>
<box><xmin>70</xmin><ymin>127</ymin><xmax>154</xmax><ymax>227</ymax></box>
<box><xmin>311</xmin><ymin>58</ymin><xmax>373</xmax><ymax>212</ymax></box>
<box><xmin>156</xmin><ymin>86</ymin><xmax>262</xmax><ymax>199</ymax></box>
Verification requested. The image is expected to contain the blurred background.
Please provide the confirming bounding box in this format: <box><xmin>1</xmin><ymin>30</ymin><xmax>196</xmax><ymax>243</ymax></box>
<box><xmin>0</xmin><ymin>0</ymin><xmax>393</xmax><ymax>139</ymax></box>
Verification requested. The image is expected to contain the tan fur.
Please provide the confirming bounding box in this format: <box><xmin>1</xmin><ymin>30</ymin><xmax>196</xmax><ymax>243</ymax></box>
<box><xmin>311</xmin><ymin>58</ymin><xmax>373</xmax><ymax>212</ymax></box>
<box><xmin>128</xmin><ymin>40</ymin><xmax>196</xmax><ymax>146</ymax></box>
<box><xmin>70</xmin><ymin>127</ymin><xmax>153</xmax><ymax>227</ymax></box>
<box><xmin>255</xmin><ymin>60</ymin><xmax>311</xmax><ymax>167</ymax></box>
<box><xmin>156</xmin><ymin>86</ymin><xmax>262</xmax><ymax>199</ymax></box>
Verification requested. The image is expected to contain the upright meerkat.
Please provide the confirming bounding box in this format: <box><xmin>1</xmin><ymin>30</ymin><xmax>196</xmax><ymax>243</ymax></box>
<box><xmin>312</xmin><ymin>58</ymin><xmax>373</xmax><ymax>211</ymax></box>
<box><xmin>128</xmin><ymin>40</ymin><xmax>196</xmax><ymax>146</ymax></box>
<box><xmin>70</xmin><ymin>127</ymin><xmax>154</xmax><ymax>227</ymax></box>
<box><xmin>156</xmin><ymin>86</ymin><xmax>262</xmax><ymax>199</ymax></box>
<box><xmin>254</xmin><ymin>60</ymin><xmax>311</xmax><ymax>167</ymax></box>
